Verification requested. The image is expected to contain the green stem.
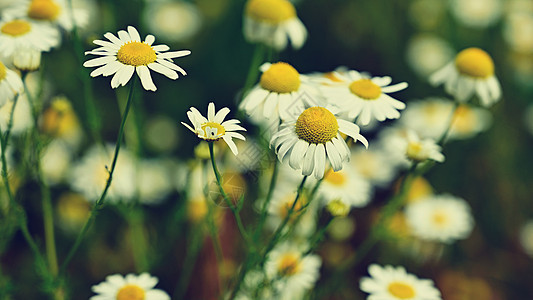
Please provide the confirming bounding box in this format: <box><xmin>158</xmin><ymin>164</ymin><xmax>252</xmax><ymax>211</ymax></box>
<box><xmin>40</xmin><ymin>177</ymin><xmax>57</xmax><ymax>276</ymax></box>
<box><xmin>304</xmin><ymin>217</ymin><xmax>334</xmax><ymax>256</ymax></box>
<box><xmin>59</xmin><ymin>79</ymin><xmax>136</xmax><ymax>275</ymax></box>
<box><xmin>241</xmin><ymin>44</ymin><xmax>265</xmax><ymax>100</ymax></box>
<box><xmin>126</xmin><ymin>207</ymin><xmax>149</xmax><ymax>272</ymax></box>
<box><xmin>173</xmin><ymin>222</ymin><xmax>205</xmax><ymax>300</ymax></box>
<box><xmin>437</xmin><ymin>101</ymin><xmax>460</xmax><ymax>145</ymax></box>
<box><xmin>21</xmin><ymin>73</ymin><xmax>39</xmax><ymax>129</ymax></box>
<box><xmin>253</xmin><ymin>160</ymin><xmax>279</xmax><ymax>242</ymax></box>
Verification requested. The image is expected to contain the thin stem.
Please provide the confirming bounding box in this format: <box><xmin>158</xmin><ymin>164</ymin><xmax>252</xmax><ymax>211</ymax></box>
<box><xmin>40</xmin><ymin>177</ymin><xmax>58</xmax><ymax>276</ymax></box>
<box><xmin>21</xmin><ymin>73</ymin><xmax>39</xmax><ymax>128</ymax></box>
<box><xmin>241</xmin><ymin>44</ymin><xmax>265</xmax><ymax>100</ymax></box>
<box><xmin>304</xmin><ymin>217</ymin><xmax>334</xmax><ymax>256</ymax></box>
<box><xmin>59</xmin><ymin>79</ymin><xmax>136</xmax><ymax>275</ymax></box>
<box><xmin>253</xmin><ymin>160</ymin><xmax>279</xmax><ymax>242</ymax></box>
<box><xmin>202</xmin><ymin>160</ymin><xmax>224</xmax><ymax>265</ymax></box>
<box><xmin>437</xmin><ymin>101</ymin><xmax>460</xmax><ymax>146</ymax></box>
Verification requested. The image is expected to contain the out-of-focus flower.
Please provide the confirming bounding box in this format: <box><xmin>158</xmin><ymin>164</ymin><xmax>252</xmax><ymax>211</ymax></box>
<box><xmin>240</xmin><ymin>62</ymin><xmax>322</xmax><ymax>124</ymax></box>
<box><xmin>187</xmin><ymin>195</ymin><xmax>208</xmax><ymax>223</ymax></box>
<box><xmin>319</xmin><ymin>167</ymin><xmax>372</xmax><ymax>210</ymax></box>
<box><xmin>143</xmin><ymin>115</ymin><xmax>180</xmax><ymax>153</ymax></box>
<box><xmin>504</xmin><ymin>12</ymin><xmax>533</xmax><ymax>54</ymax></box>
<box><xmin>320</xmin><ymin>70</ymin><xmax>408</xmax><ymax>126</ymax></box>
<box><xmin>40</xmin><ymin>140</ymin><xmax>72</xmax><ymax>185</ymax></box>
<box><xmin>182</xmin><ymin>102</ymin><xmax>246</xmax><ymax>155</ymax></box>
<box><xmin>350</xmin><ymin>146</ymin><xmax>397</xmax><ymax>188</ymax></box>
<box><xmin>136</xmin><ymin>159</ymin><xmax>174</xmax><ymax>204</ymax></box>
<box><xmin>243</xmin><ymin>0</ymin><xmax>307</xmax><ymax>51</ymax></box>
<box><xmin>55</xmin><ymin>192</ymin><xmax>90</xmax><ymax>233</ymax></box>
<box><xmin>0</xmin><ymin>18</ymin><xmax>59</xmax><ymax>63</ymax></box>
<box><xmin>0</xmin><ymin>94</ymin><xmax>33</xmax><ymax>135</ymax></box>
<box><xmin>40</xmin><ymin>96</ymin><xmax>84</xmax><ymax>149</ymax></box>
<box><xmin>387</xmin><ymin>130</ymin><xmax>445</xmax><ymax>165</ymax></box>
<box><xmin>438</xmin><ymin>270</ymin><xmax>498</xmax><ymax>300</ymax></box>
<box><xmin>13</xmin><ymin>47</ymin><xmax>40</xmax><ymax>71</ymax></box>
<box><xmin>408</xmin><ymin>0</ymin><xmax>447</xmax><ymax>30</ymax></box>
<box><xmin>3</xmin><ymin>0</ymin><xmax>90</xmax><ymax>31</ymax></box>
<box><xmin>84</xmin><ymin>26</ymin><xmax>190</xmax><ymax>91</ymax></box>
<box><xmin>264</xmin><ymin>243</ymin><xmax>321</xmax><ymax>299</ymax></box>
<box><xmin>405</xmin><ymin>34</ymin><xmax>454</xmax><ymax>78</ymax></box>
<box><xmin>271</xmin><ymin>105</ymin><xmax>368</xmax><ymax>179</ymax></box>
<box><xmin>405</xmin><ymin>176</ymin><xmax>433</xmax><ymax>203</ymax></box>
<box><xmin>69</xmin><ymin>144</ymin><xmax>136</xmax><ymax>202</ymax></box>
<box><xmin>0</xmin><ymin>60</ymin><xmax>23</xmax><ymax>105</ymax></box>
<box><xmin>143</xmin><ymin>0</ymin><xmax>202</xmax><ymax>42</ymax></box>
<box><xmin>90</xmin><ymin>273</ymin><xmax>170</xmax><ymax>300</ymax></box>
<box><xmin>405</xmin><ymin>194</ymin><xmax>474</xmax><ymax>244</ymax></box>
<box><xmin>449</xmin><ymin>0</ymin><xmax>503</xmax><ymax>28</ymax></box>
<box><xmin>360</xmin><ymin>264</ymin><xmax>442</xmax><ymax>300</ymax></box>
<box><xmin>430</xmin><ymin>47</ymin><xmax>501</xmax><ymax>107</ymax></box>
<box><xmin>327</xmin><ymin>217</ymin><xmax>356</xmax><ymax>241</ymax></box>
<box><xmin>326</xmin><ymin>199</ymin><xmax>350</xmax><ymax>217</ymax></box>
<box><xmin>519</xmin><ymin>219</ymin><xmax>533</xmax><ymax>256</ymax></box>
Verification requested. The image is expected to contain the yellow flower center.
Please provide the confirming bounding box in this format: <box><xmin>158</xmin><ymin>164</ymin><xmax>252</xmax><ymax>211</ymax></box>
<box><xmin>0</xmin><ymin>62</ymin><xmax>6</xmax><ymax>80</ymax></box>
<box><xmin>349</xmin><ymin>79</ymin><xmax>382</xmax><ymax>100</ymax></box>
<box><xmin>116</xmin><ymin>284</ymin><xmax>145</xmax><ymax>300</ymax></box>
<box><xmin>278</xmin><ymin>195</ymin><xmax>305</xmax><ymax>222</ymax></box>
<box><xmin>406</xmin><ymin>141</ymin><xmax>424</xmax><ymax>161</ymax></box>
<box><xmin>323</xmin><ymin>72</ymin><xmax>344</xmax><ymax>83</ymax></box>
<box><xmin>200</xmin><ymin>122</ymin><xmax>226</xmax><ymax>140</ymax></box>
<box><xmin>325</xmin><ymin>170</ymin><xmax>347</xmax><ymax>186</ymax></box>
<box><xmin>432</xmin><ymin>211</ymin><xmax>448</xmax><ymax>227</ymax></box>
<box><xmin>327</xmin><ymin>199</ymin><xmax>350</xmax><ymax>217</ymax></box>
<box><xmin>117</xmin><ymin>42</ymin><xmax>157</xmax><ymax>67</ymax></box>
<box><xmin>455</xmin><ymin>48</ymin><xmax>494</xmax><ymax>78</ymax></box>
<box><xmin>187</xmin><ymin>196</ymin><xmax>208</xmax><ymax>223</ymax></box>
<box><xmin>1</xmin><ymin>20</ymin><xmax>32</xmax><ymax>36</ymax></box>
<box><xmin>406</xmin><ymin>177</ymin><xmax>433</xmax><ymax>203</ymax></box>
<box><xmin>259</xmin><ymin>62</ymin><xmax>301</xmax><ymax>93</ymax></box>
<box><xmin>452</xmin><ymin>105</ymin><xmax>476</xmax><ymax>133</ymax></box>
<box><xmin>246</xmin><ymin>0</ymin><xmax>296</xmax><ymax>23</ymax></box>
<box><xmin>277</xmin><ymin>253</ymin><xmax>301</xmax><ymax>276</ymax></box>
<box><xmin>387</xmin><ymin>282</ymin><xmax>416</xmax><ymax>299</ymax></box>
<box><xmin>28</xmin><ymin>0</ymin><xmax>61</xmax><ymax>21</ymax></box>
<box><xmin>295</xmin><ymin>107</ymin><xmax>339</xmax><ymax>144</ymax></box>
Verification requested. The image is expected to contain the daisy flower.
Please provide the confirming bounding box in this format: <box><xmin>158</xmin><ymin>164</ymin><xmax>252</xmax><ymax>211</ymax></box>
<box><xmin>430</xmin><ymin>47</ymin><xmax>501</xmax><ymax>107</ymax></box>
<box><xmin>143</xmin><ymin>0</ymin><xmax>202</xmax><ymax>43</ymax></box>
<box><xmin>318</xmin><ymin>166</ymin><xmax>372</xmax><ymax>210</ymax></box>
<box><xmin>2</xmin><ymin>0</ymin><xmax>90</xmax><ymax>31</ymax></box>
<box><xmin>83</xmin><ymin>26</ymin><xmax>191</xmax><ymax>91</ymax></box>
<box><xmin>240</xmin><ymin>62</ymin><xmax>322</xmax><ymax>123</ymax></box>
<box><xmin>320</xmin><ymin>70</ymin><xmax>408</xmax><ymax>125</ymax></box>
<box><xmin>90</xmin><ymin>272</ymin><xmax>170</xmax><ymax>300</ymax></box>
<box><xmin>264</xmin><ymin>243</ymin><xmax>322</xmax><ymax>298</ymax></box>
<box><xmin>449</xmin><ymin>0</ymin><xmax>503</xmax><ymax>29</ymax></box>
<box><xmin>0</xmin><ymin>18</ymin><xmax>59</xmax><ymax>62</ymax></box>
<box><xmin>405</xmin><ymin>34</ymin><xmax>454</xmax><ymax>78</ymax></box>
<box><xmin>405</xmin><ymin>194</ymin><xmax>474</xmax><ymax>244</ymax></box>
<box><xmin>350</xmin><ymin>146</ymin><xmax>397</xmax><ymax>188</ymax></box>
<box><xmin>360</xmin><ymin>264</ymin><xmax>442</xmax><ymax>300</ymax></box>
<box><xmin>270</xmin><ymin>104</ymin><xmax>368</xmax><ymax>179</ymax></box>
<box><xmin>0</xmin><ymin>61</ymin><xmax>23</xmax><ymax>106</ymax></box>
<box><xmin>243</xmin><ymin>0</ymin><xmax>307</xmax><ymax>50</ymax></box>
<box><xmin>181</xmin><ymin>102</ymin><xmax>246</xmax><ymax>155</ymax></box>
<box><xmin>386</xmin><ymin>129</ymin><xmax>445</xmax><ymax>166</ymax></box>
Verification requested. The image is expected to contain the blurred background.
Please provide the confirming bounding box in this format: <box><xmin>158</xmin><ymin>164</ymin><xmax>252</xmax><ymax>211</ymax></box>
<box><xmin>1</xmin><ymin>0</ymin><xmax>533</xmax><ymax>299</ymax></box>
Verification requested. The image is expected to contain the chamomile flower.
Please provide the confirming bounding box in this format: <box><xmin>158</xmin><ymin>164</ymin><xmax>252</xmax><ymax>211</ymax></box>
<box><xmin>264</xmin><ymin>243</ymin><xmax>322</xmax><ymax>298</ymax></box>
<box><xmin>90</xmin><ymin>272</ymin><xmax>170</xmax><ymax>300</ymax></box>
<box><xmin>318</xmin><ymin>166</ymin><xmax>372</xmax><ymax>209</ymax></box>
<box><xmin>320</xmin><ymin>70</ymin><xmax>408</xmax><ymax>125</ymax></box>
<box><xmin>83</xmin><ymin>26</ymin><xmax>190</xmax><ymax>91</ymax></box>
<box><xmin>181</xmin><ymin>102</ymin><xmax>246</xmax><ymax>155</ymax></box>
<box><xmin>388</xmin><ymin>129</ymin><xmax>445</xmax><ymax>165</ymax></box>
<box><xmin>360</xmin><ymin>264</ymin><xmax>442</xmax><ymax>300</ymax></box>
<box><xmin>405</xmin><ymin>194</ymin><xmax>474</xmax><ymax>243</ymax></box>
<box><xmin>240</xmin><ymin>62</ymin><xmax>321</xmax><ymax>123</ymax></box>
<box><xmin>430</xmin><ymin>47</ymin><xmax>501</xmax><ymax>107</ymax></box>
<box><xmin>405</xmin><ymin>34</ymin><xmax>454</xmax><ymax>78</ymax></box>
<box><xmin>0</xmin><ymin>18</ymin><xmax>59</xmax><ymax>62</ymax></box>
<box><xmin>243</xmin><ymin>0</ymin><xmax>307</xmax><ymax>50</ymax></box>
<box><xmin>2</xmin><ymin>0</ymin><xmax>90</xmax><ymax>31</ymax></box>
<box><xmin>0</xmin><ymin>61</ymin><xmax>23</xmax><ymax>105</ymax></box>
<box><xmin>449</xmin><ymin>0</ymin><xmax>503</xmax><ymax>29</ymax></box>
<box><xmin>0</xmin><ymin>93</ymin><xmax>33</xmax><ymax>134</ymax></box>
<box><xmin>271</xmin><ymin>105</ymin><xmax>368</xmax><ymax>179</ymax></box>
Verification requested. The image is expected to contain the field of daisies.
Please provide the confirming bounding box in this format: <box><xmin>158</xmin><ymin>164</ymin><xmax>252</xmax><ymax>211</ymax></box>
<box><xmin>1</xmin><ymin>0</ymin><xmax>533</xmax><ymax>299</ymax></box>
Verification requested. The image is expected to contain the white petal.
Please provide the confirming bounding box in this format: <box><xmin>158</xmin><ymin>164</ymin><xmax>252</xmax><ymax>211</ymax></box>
<box><xmin>136</xmin><ymin>65</ymin><xmax>157</xmax><ymax>91</ymax></box>
<box><xmin>302</xmin><ymin>143</ymin><xmax>316</xmax><ymax>176</ymax></box>
<box><xmin>214</xmin><ymin>107</ymin><xmax>230</xmax><ymax>123</ymax></box>
<box><xmin>207</xmin><ymin>102</ymin><xmax>215</xmax><ymax>121</ymax></box>
<box><xmin>145</xmin><ymin>34</ymin><xmax>155</xmax><ymax>45</ymax></box>
<box><xmin>127</xmin><ymin>26</ymin><xmax>141</xmax><ymax>41</ymax></box>
<box><xmin>314</xmin><ymin>143</ymin><xmax>326</xmax><ymax>179</ymax></box>
<box><xmin>152</xmin><ymin>45</ymin><xmax>170</xmax><ymax>52</ymax></box>
<box><xmin>223</xmin><ymin>135</ymin><xmax>239</xmax><ymax>155</ymax></box>
<box><xmin>381</xmin><ymin>82</ymin><xmax>408</xmax><ymax>93</ymax></box>
<box><xmin>83</xmin><ymin>56</ymin><xmax>116</xmax><ymax>67</ymax></box>
<box><xmin>147</xmin><ymin>63</ymin><xmax>178</xmax><ymax>79</ymax></box>
<box><xmin>289</xmin><ymin>140</ymin><xmax>308</xmax><ymax>169</ymax></box>
<box><xmin>326</xmin><ymin>141</ymin><xmax>343</xmax><ymax>171</ymax></box>
<box><xmin>104</xmin><ymin>32</ymin><xmax>122</xmax><ymax>45</ymax></box>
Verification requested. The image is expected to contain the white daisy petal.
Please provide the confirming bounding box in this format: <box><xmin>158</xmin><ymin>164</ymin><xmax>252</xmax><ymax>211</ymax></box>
<box><xmin>302</xmin><ymin>143</ymin><xmax>316</xmax><ymax>176</ymax></box>
<box><xmin>314</xmin><ymin>143</ymin><xmax>326</xmax><ymax>179</ymax></box>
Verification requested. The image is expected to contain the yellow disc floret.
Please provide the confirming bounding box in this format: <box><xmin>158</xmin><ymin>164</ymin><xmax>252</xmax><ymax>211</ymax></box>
<box><xmin>327</xmin><ymin>199</ymin><xmax>350</xmax><ymax>217</ymax></box>
<box><xmin>0</xmin><ymin>62</ymin><xmax>6</xmax><ymax>80</ymax></box>
<box><xmin>325</xmin><ymin>170</ymin><xmax>347</xmax><ymax>186</ymax></box>
<box><xmin>116</xmin><ymin>284</ymin><xmax>145</xmax><ymax>300</ymax></box>
<box><xmin>455</xmin><ymin>48</ymin><xmax>494</xmax><ymax>78</ymax></box>
<box><xmin>432</xmin><ymin>210</ymin><xmax>448</xmax><ymax>227</ymax></box>
<box><xmin>406</xmin><ymin>141</ymin><xmax>425</xmax><ymax>161</ymax></box>
<box><xmin>28</xmin><ymin>0</ymin><xmax>61</xmax><ymax>21</ymax></box>
<box><xmin>277</xmin><ymin>253</ymin><xmax>301</xmax><ymax>276</ymax></box>
<box><xmin>200</xmin><ymin>122</ymin><xmax>226</xmax><ymax>140</ymax></box>
<box><xmin>117</xmin><ymin>42</ymin><xmax>157</xmax><ymax>66</ymax></box>
<box><xmin>349</xmin><ymin>79</ymin><xmax>382</xmax><ymax>100</ymax></box>
<box><xmin>387</xmin><ymin>282</ymin><xmax>416</xmax><ymax>299</ymax></box>
<box><xmin>260</xmin><ymin>62</ymin><xmax>301</xmax><ymax>93</ymax></box>
<box><xmin>295</xmin><ymin>107</ymin><xmax>339</xmax><ymax>144</ymax></box>
<box><xmin>1</xmin><ymin>20</ymin><xmax>31</xmax><ymax>36</ymax></box>
<box><xmin>246</xmin><ymin>0</ymin><xmax>296</xmax><ymax>23</ymax></box>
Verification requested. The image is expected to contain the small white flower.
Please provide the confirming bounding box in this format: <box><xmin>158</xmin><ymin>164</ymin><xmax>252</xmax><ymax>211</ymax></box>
<box><xmin>136</xmin><ymin>159</ymin><xmax>173</xmax><ymax>204</ymax></box>
<box><xmin>181</xmin><ymin>102</ymin><xmax>246</xmax><ymax>155</ymax></box>
<box><xmin>243</xmin><ymin>0</ymin><xmax>307</xmax><ymax>50</ymax></box>
<box><xmin>0</xmin><ymin>61</ymin><xmax>23</xmax><ymax>106</ymax></box>
<box><xmin>350</xmin><ymin>146</ymin><xmax>398</xmax><ymax>188</ymax></box>
<box><xmin>271</xmin><ymin>105</ymin><xmax>368</xmax><ymax>179</ymax></box>
<box><xmin>430</xmin><ymin>47</ymin><xmax>501</xmax><ymax>107</ymax></box>
<box><xmin>320</xmin><ymin>70</ymin><xmax>408</xmax><ymax>125</ymax></box>
<box><xmin>405</xmin><ymin>34</ymin><xmax>454</xmax><ymax>78</ymax></box>
<box><xmin>449</xmin><ymin>0</ymin><xmax>503</xmax><ymax>29</ymax></box>
<box><xmin>90</xmin><ymin>272</ymin><xmax>170</xmax><ymax>300</ymax></box>
<box><xmin>405</xmin><ymin>194</ymin><xmax>474</xmax><ymax>244</ymax></box>
<box><xmin>319</xmin><ymin>166</ymin><xmax>372</xmax><ymax>209</ymax></box>
<box><xmin>0</xmin><ymin>18</ymin><xmax>59</xmax><ymax>62</ymax></box>
<box><xmin>83</xmin><ymin>25</ymin><xmax>190</xmax><ymax>91</ymax></box>
<box><xmin>389</xmin><ymin>129</ymin><xmax>445</xmax><ymax>165</ymax></box>
<box><xmin>143</xmin><ymin>0</ymin><xmax>202</xmax><ymax>42</ymax></box>
<box><xmin>40</xmin><ymin>140</ymin><xmax>72</xmax><ymax>185</ymax></box>
<box><xmin>360</xmin><ymin>264</ymin><xmax>442</xmax><ymax>300</ymax></box>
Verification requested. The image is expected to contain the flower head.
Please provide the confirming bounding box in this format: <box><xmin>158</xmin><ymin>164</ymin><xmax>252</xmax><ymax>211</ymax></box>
<box><xmin>90</xmin><ymin>272</ymin><xmax>170</xmax><ymax>300</ymax></box>
<box><xmin>182</xmin><ymin>102</ymin><xmax>246</xmax><ymax>155</ymax></box>
<box><xmin>319</xmin><ymin>166</ymin><xmax>372</xmax><ymax>210</ymax></box>
<box><xmin>0</xmin><ymin>61</ymin><xmax>23</xmax><ymax>106</ymax></box>
<box><xmin>84</xmin><ymin>26</ymin><xmax>190</xmax><ymax>91</ymax></box>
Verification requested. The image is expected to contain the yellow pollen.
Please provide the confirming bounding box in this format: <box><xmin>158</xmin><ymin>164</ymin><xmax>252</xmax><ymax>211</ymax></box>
<box><xmin>0</xmin><ymin>62</ymin><xmax>6</xmax><ymax>80</ymax></box>
<box><xmin>117</xmin><ymin>42</ymin><xmax>157</xmax><ymax>66</ymax></box>
<box><xmin>295</xmin><ymin>107</ymin><xmax>339</xmax><ymax>144</ymax></box>
<box><xmin>325</xmin><ymin>170</ymin><xmax>347</xmax><ymax>186</ymax></box>
<box><xmin>349</xmin><ymin>79</ymin><xmax>382</xmax><ymax>100</ymax></box>
<box><xmin>246</xmin><ymin>0</ymin><xmax>296</xmax><ymax>23</ymax></box>
<box><xmin>1</xmin><ymin>20</ymin><xmax>31</xmax><ymax>36</ymax></box>
<box><xmin>116</xmin><ymin>284</ymin><xmax>145</xmax><ymax>300</ymax></box>
<box><xmin>200</xmin><ymin>122</ymin><xmax>226</xmax><ymax>140</ymax></box>
<box><xmin>455</xmin><ymin>47</ymin><xmax>494</xmax><ymax>78</ymax></box>
<box><xmin>432</xmin><ymin>211</ymin><xmax>448</xmax><ymax>226</ymax></box>
<box><xmin>388</xmin><ymin>282</ymin><xmax>416</xmax><ymax>299</ymax></box>
<box><xmin>327</xmin><ymin>199</ymin><xmax>350</xmax><ymax>217</ymax></box>
<box><xmin>406</xmin><ymin>141</ymin><xmax>424</xmax><ymax>161</ymax></box>
<box><xmin>259</xmin><ymin>62</ymin><xmax>301</xmax><ymax>93</ymax></box>
<box><xmin>28</xmin><ymin>0</ymin><xmax>61</xmax><ymax>21</ymax></box>
<box><xmin>277</xmin><ymin>253</ymin><xmax>301</xmax><ymax>276</ymax></box>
